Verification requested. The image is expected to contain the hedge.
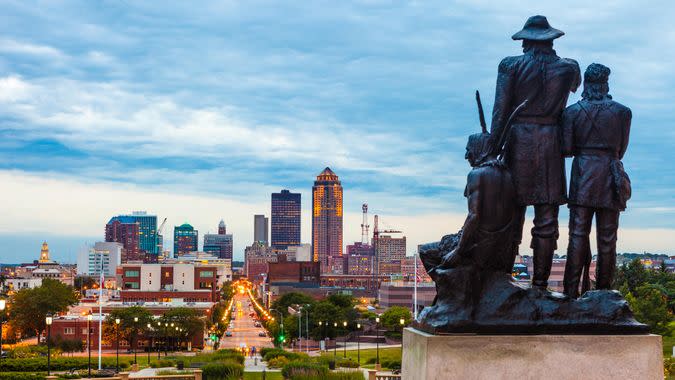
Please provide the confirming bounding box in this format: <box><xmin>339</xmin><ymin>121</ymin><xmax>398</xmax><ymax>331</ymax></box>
<box><xmin>0</xmin><ymin>357</ymin><xmax>129</xmax><ymax>372</ymax></box>
<box><xmin>0</xmin><ymin>373</ymin><xmax>46</xmax><ymax>380</ymax></box>
<box><xmin>263</xmin><ymin>349</ymin><xmax>308</xmax><ymax>362</ymax></box>
<box><xmin>281</xmin><ymin>361</ymin><xmax>328</xmax><ymax>379</ymax></box>
<box><xmin>201</xmin><ymin>361</ymin><xmax>244</xmax><ymax>380</ymax></box>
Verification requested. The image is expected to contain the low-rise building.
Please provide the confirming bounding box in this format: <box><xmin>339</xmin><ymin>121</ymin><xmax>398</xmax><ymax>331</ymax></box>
<box><xmin>244</xmin><ymin>242</ymin><xmax>277</xmax><ymax>283</ymax></box>
<box><xmin>378</xmin><ymin>281</ymin><xmax>436</xmax><ymax>312</ymax></box>
<box><xmin>119</xmin><ymin>262</ymin><xmax>219</xmax><ymax>302</ymax></box>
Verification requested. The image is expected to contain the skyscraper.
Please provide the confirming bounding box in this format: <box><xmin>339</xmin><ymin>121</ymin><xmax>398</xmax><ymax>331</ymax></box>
<box><xmin>174</xmin><ymin>223</ymin><xmax>198</xmax><ymax>257</ymax></box>
<box><xmin>204</xmin><ymin>220</ymin><xmax>234</xmax><ymax>259</ymax></box>
<box><xmin>254</xmin><ymin>214</ymin><xmax>269</xmax><ymax>245</ymax></box>
<box><xmin>106</xmin><ymin>216</ymin><xmax>142</xmax><ymax>262</ymax></box>
<box><xmin>312</xmin><ymin>167</ymin><xmax>343</xmax><ymax>273</ymax></box>
<box><xmin>271</xmin><ymin>190</ymin><xmax>301</xmax><ymax>249</ymax></box>
<box><xmin>376</xmin><ymin>234</ymin><xmax>406</xmax><ymax>275</ymax></box>
<box><xmin>107</xmin><ymin>212</ymin><xmax>159</xmax><ymax>261</ymax></box>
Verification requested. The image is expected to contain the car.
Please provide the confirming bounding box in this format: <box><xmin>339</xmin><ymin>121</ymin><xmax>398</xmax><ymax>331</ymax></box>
<box><xmin>225</xmin><ymin>331</ymin><xmax>232</xmax><ymax>337</ymax></box>
<box><xmin>254</xmin><ymin>322</ymin><xmax>261</xmax><ymax>327</ymax></box>
<box><xmin>258</xmin><ymin>331</ymin><xmax>266</xmax><ymax>337</ymax></box>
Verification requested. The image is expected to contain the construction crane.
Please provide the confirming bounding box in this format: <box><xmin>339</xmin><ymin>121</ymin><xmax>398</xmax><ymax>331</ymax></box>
<box><xmin>156</xmin><ymin>217</ymin><xmax>167</xmax><ymax>259</ymax></box>
<box><xmin>372</xmin><ymin>214</ymin><xmax>403</xmax><ymax>291</ymax></box>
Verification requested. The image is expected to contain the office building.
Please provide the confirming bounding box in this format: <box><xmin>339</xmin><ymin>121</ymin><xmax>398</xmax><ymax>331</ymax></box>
<box><xmin>271</xmin><ymin>190</ymin><xmax>301</xmax><ymax>249</ymax></box>
<box><xmin>119</xmin><ymin>262</ymin><xmax>219</xmax><ymax>302</ymax></box>
<box><xmin>105</xmin><ymin>216</ymin><xmax>142</xmax><ymax>262</ymax></box>
<box><xmin>312</xmin><ymin>167</ymin><xmax>343</xmax><ymax>273</ymax></box>
<box><xmin>76</xmin><ymin>241</ymin><xmax>123</xmax><ymax>278</ymax></box>
<box><xmin>203</xmin><ymin>220</ymin><xmax>233</xmax><ymax>259</ymax></box>
<box><xmin>174</xmin><ymin>223</ymin><xmax>198</xmax><ymax>257</ymax></box>
<box><xmin>254</xmin><ymin>215</ymin><xmax>269</xmax><ymax>245</ymax></box>
<box><xmin>377</xmin><ymin>235</ymin><xmax>406</xmax><ymax>275</ymax></box>
<box><xmin>244</xmin><ymin>242</ymin><xmax>277</xmax><ymax>283</ymax></box>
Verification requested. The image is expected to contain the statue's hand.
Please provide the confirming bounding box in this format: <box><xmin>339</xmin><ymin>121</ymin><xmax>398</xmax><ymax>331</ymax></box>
<box><xmin>440</xmin><ymin>248</ymin><xmax>463</xmax><ymax>269</ymax></box>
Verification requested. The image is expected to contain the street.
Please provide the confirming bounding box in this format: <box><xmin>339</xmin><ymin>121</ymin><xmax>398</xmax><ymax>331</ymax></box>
<box><xmin>219</xmin><ymin>292</ymin><xmax>273</xmax><ymax>352</ymax></box>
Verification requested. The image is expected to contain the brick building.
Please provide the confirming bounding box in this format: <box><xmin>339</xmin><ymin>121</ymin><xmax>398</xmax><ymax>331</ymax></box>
<box><xmin>119</xmin><ymin>263</ymin><xmax>219</xmax><ymax>302</ymax></box>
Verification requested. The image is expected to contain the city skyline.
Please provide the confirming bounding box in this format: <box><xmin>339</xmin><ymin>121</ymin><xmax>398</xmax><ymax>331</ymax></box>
<box><xmin>1</xmin><ymin>2</ymin><xmax>675</xmax><ymax>263</ymax></box>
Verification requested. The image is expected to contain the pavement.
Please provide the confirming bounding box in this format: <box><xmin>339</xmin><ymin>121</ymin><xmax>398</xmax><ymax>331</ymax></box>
<box><xmin>219</xmin><ymin>292</ymin><xmax>273</xmax><ymax>352</ymax></box>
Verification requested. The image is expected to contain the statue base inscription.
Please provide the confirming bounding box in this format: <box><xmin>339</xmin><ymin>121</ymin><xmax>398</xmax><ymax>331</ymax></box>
<box><xmin>402</xmin><ymin>328</ymin><xmax>663</xmax><ymax>380</ymax></box>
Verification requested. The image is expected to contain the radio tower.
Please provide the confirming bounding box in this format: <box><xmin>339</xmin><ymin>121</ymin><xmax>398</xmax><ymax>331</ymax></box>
<box><xmin>360</xmin><ymin>203</ymin><xmax>370</xmax><ymax>244</ymax></box>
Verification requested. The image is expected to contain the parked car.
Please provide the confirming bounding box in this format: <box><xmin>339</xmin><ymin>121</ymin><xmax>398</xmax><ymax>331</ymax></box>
<box><xmin>258</xmin><ymin>331</ymin><xmax>266</xmax><ymax>337</ymax></box>
<box><xmin>254</xmin><ymin>322</ymin><xmax>261</xmax><ymax>327</ymax></box>
<box><xmin>225</xmin><ymin>331</ymin><xmax>232</xmax><ymax>337</ymax></box>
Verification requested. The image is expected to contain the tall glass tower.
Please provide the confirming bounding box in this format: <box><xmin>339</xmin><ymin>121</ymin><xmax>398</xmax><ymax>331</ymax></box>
<box><xmin>312</xmin><ymin>167</ymin><xmax>343</xmax><ymax>273</ymax></box>
<box><xmin>174</xmin><ymin>223</ymin><xmax>198</xmax><ymax>257</ymax></box>
<box><xmin>271</xmin><ymin>190</ymin><xmax>301</xmax><ymax>249</ymax></box>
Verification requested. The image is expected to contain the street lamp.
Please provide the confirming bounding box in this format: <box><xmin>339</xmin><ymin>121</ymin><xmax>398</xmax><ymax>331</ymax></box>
<box><xmin>375</xmin><ymin>316</ymin><xmax>380</xmax><ymax>369</ymax></box>
<box><xmin>45</xmin><ymin>316</ymin><xmax>53</xmax><ymax>376</ymax></box>
<box><xmin>317</xmin><ymin>321</ymin><xmax>323</xmax><ymax>352</ymax></box>
<box><xmin>0</xmin><ymin>299</ymin><xmax>5</xmax><ymax>366</ymax></box>
<box><xmin>156</xmin><ymin>321</ymin><xmax>162</xmax><ymax>359</ymax></box>
<box><xmin>343</xmin><ymin>321</ymin><xmax>348</xmax><ymax>358</ymax></box>
<box><xmin>146</xmin><ymin>323</ymin><xmax>152</xmax><ymax>365</ymax></box>
<box><xmin>87</xmin><ymin>313</ymin><xmax>93</xmax><ymax>378</ymax></box>
<box><xmin>356</xmin><ymin>323</ymin><xmax>361</xmax><ymax>366</ymax></box>
<box><xmin>133</xmin><ymin>316</ymin><xmax>139</xmax><ymax>364</ymax></box>
<box><xmin>270</xmin><ymin>309</ymin><xmax>284</xmax><ymax>347</ymax></box>
<box><xmin>164</xmin><ymin>323</ymin><xmax>169</xmax><ymax>356</ymax></box>
<box><xmin>115</xmin><ymin>318</ymin><xmax>121</xmax><ymax>373</ymax></box>
<box><xmin>333</xmin><ymin>322</ymin><xmax>337</xmax><ymax>358</ymax></box>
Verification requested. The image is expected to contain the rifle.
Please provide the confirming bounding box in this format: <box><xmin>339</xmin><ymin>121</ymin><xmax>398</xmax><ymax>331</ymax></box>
<box><xmin>494</xmin><ymin>99</ymin><xmax>529</xmax><ymax>159</ymax></box>
<box><xmin>475</xmin><ymin>90</ymin><xmax>487</xmax><ymax>134</ymax></box>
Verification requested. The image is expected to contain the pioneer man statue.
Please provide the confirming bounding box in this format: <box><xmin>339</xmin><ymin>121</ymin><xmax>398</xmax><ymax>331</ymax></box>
<box><xmin>562</xmin><ymin>63</ymin><xmax>632</xmax><ymax>298</ymax></box>
<box><xmin>491</xmin><ymin>15</ymin><xmax>580</xmax><ymax>289</ymax></box>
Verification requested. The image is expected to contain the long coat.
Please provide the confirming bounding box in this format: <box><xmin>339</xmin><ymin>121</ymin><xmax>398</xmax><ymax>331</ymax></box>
<box><xmin>491</xmin><ymin>49</ymin><xmax>580</xmax><ymax>206</ymax></box>
<box><xmin>562</xmin><ymin>98</ymin><xmax>632</xmax><ymax>211</ymax></box>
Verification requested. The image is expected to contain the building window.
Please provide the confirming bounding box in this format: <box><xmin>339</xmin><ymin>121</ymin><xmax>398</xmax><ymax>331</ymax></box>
<box><xmin>199</xmin><ymin>271</ymin><xmax>214</xmax><ymax>278</ymax></box>
<box><xmin>82</xmin><ymin>328</ymin><xmax>88</xmax><ymax>335</ymax></box>
<box><xmin>64</xmin><ymin>327</ymin><xmax>74</xmax><ymax>335</ymax></box>
<box><xmin>125</xmin><ymin>270</ymin><xmax>140</xmax><ymax>277</ymax></box>
<box><xmin>199</xmin><ymin>282</ymin><xmax>212</xmax><ymax>289</ymax></box>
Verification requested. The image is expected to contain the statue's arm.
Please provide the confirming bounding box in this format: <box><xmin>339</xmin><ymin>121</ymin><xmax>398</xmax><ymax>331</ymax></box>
<box><xmin>455</xmin><ymin>172</ymin><xmax>481</xmax><ymax>256</ymax></box>
<box><xmin>491</xmin><ymin>58</ymin><xmax>515</xmax><ymax>138</ymax></box>
<box><xmin>619</xmin><ymin>107</ymin><xmax>632</xmax><ymax>159</ymax></box>
<box><xmin>561</xmin><ymin>106</ymin><xmax>576</xmax><ymax>157</ymax></box>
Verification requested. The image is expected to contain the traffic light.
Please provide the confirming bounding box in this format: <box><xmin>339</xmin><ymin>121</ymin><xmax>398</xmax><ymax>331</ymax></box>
<box><xmin>278</xmin><ymin>334</ymin><xmax>285</xmax><ymax>343</ymax></box>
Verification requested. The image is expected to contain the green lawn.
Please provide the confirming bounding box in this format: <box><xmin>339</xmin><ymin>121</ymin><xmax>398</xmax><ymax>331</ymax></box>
<box><xmin>321</xmin><ymin>347</ymin><xmax>401</xmax><ymax>369</ymax></box>
<box><xmin>243</xmin><ymin>372</ymin><xmax>283</xmax><ymax>380</ymax></box>
<box><xmin>664</xmin><ymin>335</ymin><xmax>675</xmax><ymax>357</ymax></box>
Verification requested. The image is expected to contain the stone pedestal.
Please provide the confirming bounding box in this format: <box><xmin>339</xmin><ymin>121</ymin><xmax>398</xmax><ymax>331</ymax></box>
<box><xmin>402</xmin><ymin>327</ymin><xmax>663</xmax><ymax>380</ymax></box>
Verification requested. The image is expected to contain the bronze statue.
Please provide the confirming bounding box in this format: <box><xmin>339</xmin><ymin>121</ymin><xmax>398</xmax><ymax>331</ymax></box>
<box><xmin>491</xmin><ymin>15</ymin><xmax>580</xmax><ymax>289</ymax></box>
<box><xmin>562</xmin><ymin>63</ymin><xmax>632</xmax><ymax>298</ymax></box>
<box><xmin>415</xmin><ymin>16</ymin><xmax>645</xmax><ymax>334</ymax></box>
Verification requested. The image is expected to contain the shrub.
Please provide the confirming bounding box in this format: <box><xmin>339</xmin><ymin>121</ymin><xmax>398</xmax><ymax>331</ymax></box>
<box><xmin>201</xmin><ymin>361</ymin><xmax>244</xmax><ymax>380</ymax></box>
<box><xmin>214</xmin><ymin>349</ymin><xmax>245</xmax><ymax>364</ymax></box>
<box><xmin>259</xmin><ymin>347</ymin><xmax>277</xmax><ymax>357</ymax></box>
<box><xmin>326</xmin><ymin>372</ymin><xmax>366</xmax><ymax>380</ymax></box>
<box><xmin>337</xmin><ymin>358</ymin><xmax>359</xmax><ymax>368</ymax></box>
<box><xmin>263</xmin><ymin>349</ymin><xmax>308</xmax><ymax>362</ymax></box>
<box><xmin>149</xmin><ymin>359</ymin><xmax>176</xmax><ymax>368</ymax></box>
<box><xmin>381</xmin><ymin>359</ymin><xmax>401</xmax><ymax>370</ymax></box>
<box><xmin>281</xmin><ymin>361</ymin><xmax>328</xmax><ymax>379</ymax></box>
<box><xmin>364</xmin><ymin>357</ymin><xmax>377</xmax><ymax>365</ymax></box>
<box><xmin>0</xmin><ymin>373</ymin><xmax>46</xmax><ymax>380</ymax></box>
<box><xmin>267</xmin><ymin>356</ymin><xmax>290</xmax><ymax>368</ymax></box>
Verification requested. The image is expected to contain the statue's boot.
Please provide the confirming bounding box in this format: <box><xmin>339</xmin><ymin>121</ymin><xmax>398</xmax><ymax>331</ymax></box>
<box><xmin>531</xmin><ymin>237</ymin><xmax>555</xmax><ymax>289</ymax></box>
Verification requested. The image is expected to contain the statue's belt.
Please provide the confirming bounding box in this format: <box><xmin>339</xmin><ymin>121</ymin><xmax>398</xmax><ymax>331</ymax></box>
<box><xmin>512</xmin><ymin>115</ymin><xmax>558</xmax><ymax>125</ymax></box>
<box><xmin>575</xmin><ymin>148</ymin><xmax>618</xmax><ymax>158</ymax></box>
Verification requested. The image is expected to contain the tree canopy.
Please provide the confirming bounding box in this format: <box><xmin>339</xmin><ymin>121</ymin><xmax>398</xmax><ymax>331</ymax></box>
<box><xmin>8</xmin><ymin>278</ymin><xmax>78</xmax><ymax>339</ymax></box>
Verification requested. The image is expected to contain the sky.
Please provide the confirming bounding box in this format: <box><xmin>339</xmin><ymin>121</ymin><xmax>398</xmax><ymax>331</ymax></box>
<box><xmin>0</xmin><ymin>1</ymin><xmax>674</xmax><ymax>264</ymax></box>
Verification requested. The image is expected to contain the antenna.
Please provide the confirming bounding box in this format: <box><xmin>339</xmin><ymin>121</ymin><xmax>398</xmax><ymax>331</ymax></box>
<box><xmin>360</xmin><ymin>203</ymin><xmax>369</xmax><ymax>244</ymax></box>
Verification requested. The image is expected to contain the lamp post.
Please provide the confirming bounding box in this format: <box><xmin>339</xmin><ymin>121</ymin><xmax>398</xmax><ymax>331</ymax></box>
<box><xmin>375</xmin><ymin>316</ymin><xmax>380</xmax><ymax>369</ymax></box>
<box><xmin>170</xmin><ymin>323</ymin><xmax>175</xmax><ymax>353</ymax></box>
<box><xmin>45</xmin><ymin>316</ymin><xmax>53</xmax><ymax>376</ymax></box>
<box><xmin>317</xmin><ymin>321</ymin><xmax>323</xmax><ymax>352</ymax></box>
<box><xmin>0</xmin><ymin>299</ymin><xmax>5</xmax><ymax>366</ymax></box>
<box><xmin>175</xmin><ymin>327</ymin><xmax>179</xmax><ymax>352</ymax></box>
<box><xmin>164</xmin><ymin>323</ymin><xmax>169</xmax><ymax>356</ymax></box>
<box><xmin>87</xmin><ymin>313</ymin><xmax>93</xmax><ymax>378</ymax></box>
<box><xmin>115</xmin><ymin>318</ymin><xmax>121</xmax><ymax>373</ymax></box>
<box><xmin>356</xmin><ymin>323</ymin><xmax>361</xmax><ymax>366</ymax></box>
<box><xmin>342</xmin><ymin>321</ymin><xmax>347</xmax><ymax>358</ymax></box>
<box><xmin>156</xmin><ymin>321</ymin><xmax>162</xmax><ymax>359</ymax></box>
<box><xmin>333</xmin><ymin>322</ymin><xmax>337</xmax><ymax>358</ymax></box>
<box><xmin>133</xmin><ymin>316</ymin><xmax>138</xmax><ymax>364</ymax></box>
<box><xmin>147</xmin><ymin>323</ymin><xmax>152</xmax><ymax>365</ymax></box>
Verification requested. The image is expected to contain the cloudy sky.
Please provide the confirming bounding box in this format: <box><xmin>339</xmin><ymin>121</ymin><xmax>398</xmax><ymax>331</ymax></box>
<box><xmin>1</xmin><ymin>1</ymin><xmax>674</xmax><ymax>263</ymax></box>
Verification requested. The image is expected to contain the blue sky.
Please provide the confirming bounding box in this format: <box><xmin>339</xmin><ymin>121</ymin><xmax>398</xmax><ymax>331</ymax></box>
<box><xmin>0</xmin><ymin>1</ymin><xmax>674</xmax><ymax>263</ymax></box>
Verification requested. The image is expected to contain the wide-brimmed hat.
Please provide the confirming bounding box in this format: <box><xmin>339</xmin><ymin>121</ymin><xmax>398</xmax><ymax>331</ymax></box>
<box><xmin>512</xmin><ymin>15</ymin><xmax>564</xmax><ymax>41</ymax></box>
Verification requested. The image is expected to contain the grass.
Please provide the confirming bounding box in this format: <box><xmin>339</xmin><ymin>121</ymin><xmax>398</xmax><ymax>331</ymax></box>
<box><xmin>664</xmin><ymin>335</ymin><xmax>675</xmax><ymax>357</ymax></box>
<box><xmin>321</xmin><ymin>347</ymin><xmax>401</xmax><ymax>369</ymax></box>
<box><xmin>243</xmin><ymin>372</ymin><xmax>284</xmax><ymax>380</ymax></box>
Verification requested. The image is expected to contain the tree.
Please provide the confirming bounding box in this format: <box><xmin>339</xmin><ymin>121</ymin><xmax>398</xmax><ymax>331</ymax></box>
<box><xmin>161</xmin><ymin>307</ymin><xmax>204</xmax><ymax>348</ymax></box>
<box><xmin>626</xmin><ymin>284</ymin><xmax>673</xmax><ymax>335</ymax></box>
<box><xmin>102</xmin><ymin>306</ymin><xmax>153</xmax><ymax>350</ymax></box>
<box><xmin>74</xmin><ymin>276</ymin><xmax>97</xmax><ymax>293</ymax></box>
<box><xmin>327</xmin><ymin>294</ymin><xmax>354</xmax><ymax>309</ymax></box>
<box><xmin>613</xmin><ymin>258</ymin><xmax>647</xmax><ymax>294</ymax></box>
<box><xmin>380</xmin><ymin>306</ymin><xmax>412</xmax><ymax>332</ymax></box>
<box><xmin>270</xmin><ymin>293</ymin><xmax>315</xmax><ymax>317</ymax></box>
<box><xmin>9</xmin><ymin>278</ymin><xmax>78</xmax><ymax>339</ymax></box>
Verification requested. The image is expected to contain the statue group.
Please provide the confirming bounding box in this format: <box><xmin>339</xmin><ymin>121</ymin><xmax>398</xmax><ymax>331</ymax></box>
<box><xmin>417</xmin><ymin>15</ymin><xmax>644</xmax><ymax>334</ymax></box>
